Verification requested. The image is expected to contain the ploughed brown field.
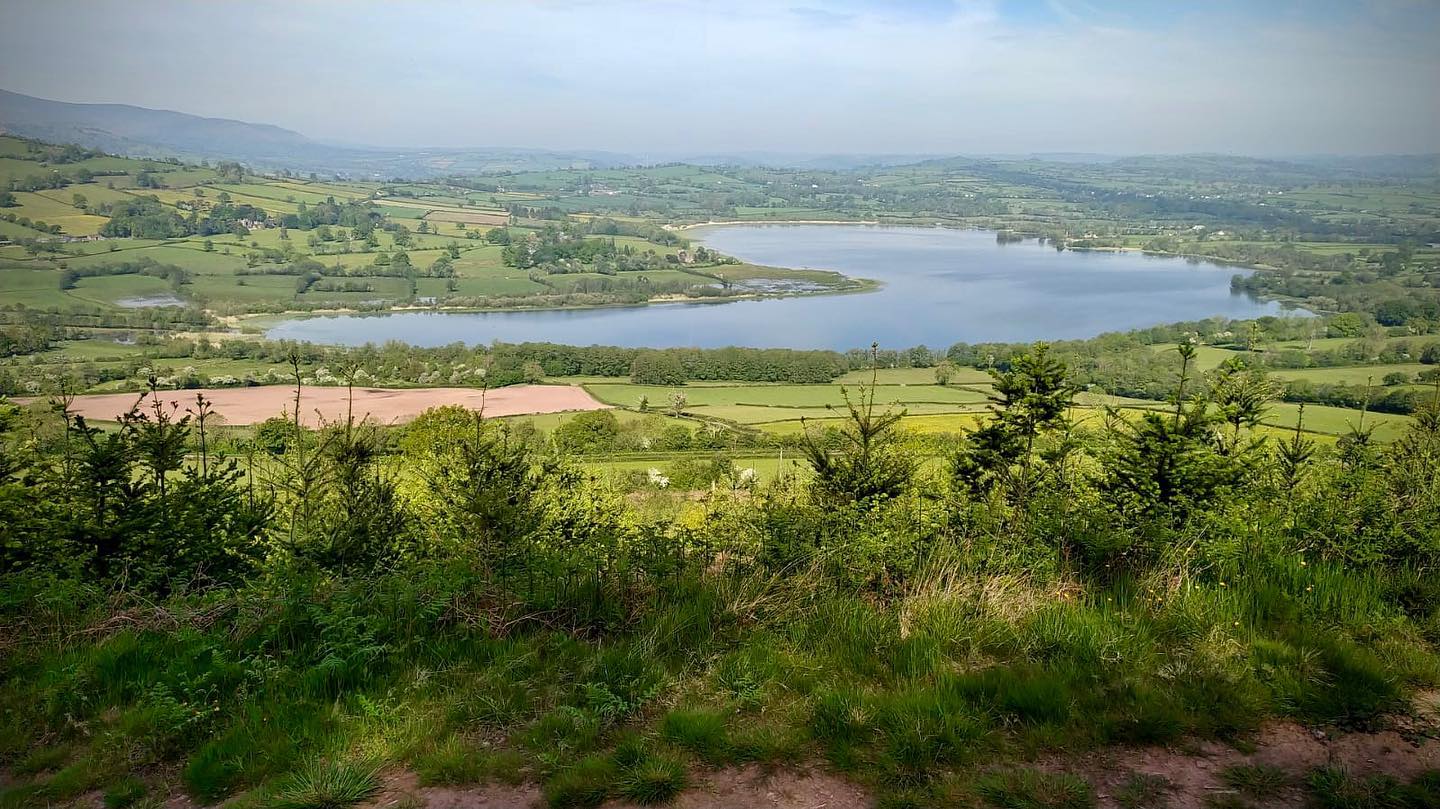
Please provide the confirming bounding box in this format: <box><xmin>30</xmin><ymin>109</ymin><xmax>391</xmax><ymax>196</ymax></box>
<box><xmin>53</xmin><ymin>384</ymin><xmax>608</xmax><ymax>427</ymax></box>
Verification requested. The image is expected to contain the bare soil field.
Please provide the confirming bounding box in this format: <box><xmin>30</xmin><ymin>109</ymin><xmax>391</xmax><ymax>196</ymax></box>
<box><xmin>55</xmin><ymin>384</ymin><xmax>607</xmax><ymax>426</ymax></box>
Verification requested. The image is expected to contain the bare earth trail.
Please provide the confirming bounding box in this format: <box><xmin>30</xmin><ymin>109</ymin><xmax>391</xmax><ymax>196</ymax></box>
<box><xmin>349</xmin><ymin>708</ymin><xmax>1440</xmax><ymax>809</ymax></box>
<box><xmin>44</xmin><ymin>688</ymin><xmax>1438</xmax><ymax>808</ymax></box>
<box><xmin>53</xmin><ymin>384</ymin><xmax>608</xmax><ymax>427</ymax></box>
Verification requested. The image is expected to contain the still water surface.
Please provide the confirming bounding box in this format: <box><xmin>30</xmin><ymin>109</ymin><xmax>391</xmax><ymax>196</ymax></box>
<box><xmin>265</xmin><ymin>225</ymin><xmax>1297</xmax><ymax>350</ymax></box>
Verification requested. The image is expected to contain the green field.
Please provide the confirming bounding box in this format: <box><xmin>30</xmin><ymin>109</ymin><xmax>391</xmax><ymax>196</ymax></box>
<box><xmin>0</xmin><ymin>134</ymin><xmax>851</xmax><ymax>317</ymax></box>
<box><xmin>1271</xmin><ymin>363</ymin><xmax>1432</xmax><ymax>386</ymax></box>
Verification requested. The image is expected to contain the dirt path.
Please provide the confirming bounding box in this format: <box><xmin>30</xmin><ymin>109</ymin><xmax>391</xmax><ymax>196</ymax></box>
<box><xmin>1070</xmin><ymin>722</ymin><xmax>1439</xmax><ymax>809</ymax></box>
<box><xmin>41</xmin><ymin>707</ymin><xmax>1440</xmax><ymax>809</ymax></box>
<box><xmin>50</xmin><ymin>384</ymin><xmax>608</xmax><ymax>427</ymax></box>
<box><xmin>362</xmin><ymin>708</ymin><xmax>1440</xmax><ymax>809</ymax></box>
<box><xmin>365</xmin><ymin>764</ymin><xmax>870</xmax><ymax>809</ymax></box>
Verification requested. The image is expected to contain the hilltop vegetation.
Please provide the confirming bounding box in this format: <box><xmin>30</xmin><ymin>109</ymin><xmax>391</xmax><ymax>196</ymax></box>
<box><xmin>1</xmin><ymin>344</ymin><xmax>1438</xmax><ymax>807</ymax></box>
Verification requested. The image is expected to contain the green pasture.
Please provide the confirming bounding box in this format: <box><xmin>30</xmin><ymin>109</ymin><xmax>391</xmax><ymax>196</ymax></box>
<box><xmin>8</xmin><ymin>191</ymin><xmax>109</xmax><ymax>235</ymax></box>
<box><xmin>837</xmin><ymin>365</ymin><xmax>995</xmax><ymax>385</ymax></box>
<box><xmin>1271</xmin><ymin>363</ymin><xmax>1432</xmax><ymax>386</ymax></box>
<box><xmin>1148</xmin><ymin>343</ymin><xmax>1247</xmax><ymax>370</ymax></box>
<box><xmin>584</xmin><ymin>454</ymin><xmax>807</xmax><ymax>485</ymax></box>
<box><xmin>72</xmin><ymin>244</ymin><xmax>247</xmax><ymax>272</ymax></box>
<box><xmin>452</xmin><ymin>275</ymin><xmax>547</xmax><ymax>296</ymax></box>
<box><xmin>0</xmin><ymin>266</ymin><xmax>75</xmax><ymax>308</ymax></box>
<box><xmin>0</xmin><ymin>219</ymin><xmax>50</xmax><ymax>240</ymax></box>
<box><xmin>214</xmin><ymin>182</ymin><xmax>342</xmax><ymax>206</ymax></box>
<box><xmin>585</xmin><ymin>382</ymin><xmax>990</xmax><ymax>410</ymax></box>
<box><xmin>1262</xmin><ymin>401</ymin><xmax>1410</xmax><ymax>440</ymax></box>
<box><xmin>36</xmin><ymin>183</ymin><xmax>141</xmax><ymax>209</ymax></box>
<box><xmin>1268</xmin><ymin>336</ymin><xmax>1362</xmax><ymax>352</ymax></box>
<box><xmin>66</xmin><ymin>274</ymin><xmax>179</xmax><ymax>307</ymax></box>
<box><xmin>190</xmin><ymin>273</ymin><xmax>301</xmax><ymax>305</ymax></box>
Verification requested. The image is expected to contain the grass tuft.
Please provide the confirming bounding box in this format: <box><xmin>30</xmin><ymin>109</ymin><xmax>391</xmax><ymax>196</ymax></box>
<box><xmin>1114</xmin><ymin>772</ymin><xmax>1171</xmax><ymax>809</ymax></box>
<box><xmin>661</xmin><ymin>708</ymin><xmax>731</xmax><ymax>764</ymax></box>
<box><xmin>543</xmin><ymin>754</ymin><xmax>617</xmax><ymax>809</ymax></box>
<box><xmin>102</xmin><ymin>776</ymin><xmax>149</xmax><ymax>808</ymax></box>
<box><xmin>1306</xmin><ymin>766</ymin><xmax>1440</xmax><ymax>809</ymax></box>
<box><xmin>1221</xmin><ymin>764</ymin><xmax>1289</xmax><ymax>799</ymax></box>
<box><xmin>975</xmin><ymin>768</ymin><xmax>1095</xmax><ymax>809</ymax></box>
<box><xmin>414</xmin><ymin>736</ymin><xmax>487</xmax><ymax>786</ymax></box>
<box><xmin>617</xmin><ymin>754</ymin><xmax>689</xmax><ymax>805</ymax></box>
<box><xmin>269</xmin><ymin>759</ymin><xmax>382</xmax><ymax>809</ymax></box>
<box><xmin>13</xmin><ymin>744</ymin><xmax>69</xmax><ymax>775</ymax></box>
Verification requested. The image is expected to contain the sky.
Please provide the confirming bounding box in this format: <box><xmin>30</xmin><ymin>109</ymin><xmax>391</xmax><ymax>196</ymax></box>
<box><xmin>1</xmin><ymin>0</ymin><xmax>1438</xmax><ymax>157</ymax></box>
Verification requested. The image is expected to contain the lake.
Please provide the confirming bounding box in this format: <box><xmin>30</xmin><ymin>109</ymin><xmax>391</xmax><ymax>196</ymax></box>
<box><xmin>265</xmin><ymin>225</ymin><xmax>1299</xmax><ymax>350</ymax></box>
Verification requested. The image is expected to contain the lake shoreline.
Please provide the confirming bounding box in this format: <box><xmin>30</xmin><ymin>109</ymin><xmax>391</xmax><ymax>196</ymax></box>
<box><xmin>238</xmin><ymin>274</ymin><xmax>884</xmax><ymax>332</ymax></box>
<box><xmin>260</xmin><ymin>224</ymin><xmax>1298</xmax><ymax>350</ymax></box>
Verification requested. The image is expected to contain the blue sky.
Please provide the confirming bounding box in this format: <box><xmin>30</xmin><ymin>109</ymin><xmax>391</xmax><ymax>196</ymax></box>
<box><xmin>1</xmin><ymin>0</ymin><xmax>1436</xmax><ymax>156</ymax></box>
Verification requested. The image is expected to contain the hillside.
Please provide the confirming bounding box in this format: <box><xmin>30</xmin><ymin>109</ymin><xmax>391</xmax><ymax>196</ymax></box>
<box><xmin>0</xmin><ymin>89</ymin><xmax>632</xmax><ymax>176</ymax></box>
<box><xmin>0</xmin><ymin>88</ymin><xmax>311</xmax><ymax>164</ymax></box>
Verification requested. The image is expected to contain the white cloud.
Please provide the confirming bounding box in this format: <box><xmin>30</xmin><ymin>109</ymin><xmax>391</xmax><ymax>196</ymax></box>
<box><xmin>0</xmin><ymin>0</ymin><xmax>1435</xmax><ymax>154</ymax></box>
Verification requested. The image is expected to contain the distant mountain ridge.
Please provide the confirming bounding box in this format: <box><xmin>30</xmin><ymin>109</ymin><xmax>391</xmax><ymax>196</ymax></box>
<box><xmin>0</xmin><ymin>88</ymin><xmax>310</xmax><ymax>159</ymax></box>
<box><xmin>2</xmin><ymin>89</ymin><xmax>1435</xmax><ymax>181</ymax></box>
<box><xmin>0</xmin><ymin>88</ymin><xmax>634</xmax><ymax>177</ymax></box>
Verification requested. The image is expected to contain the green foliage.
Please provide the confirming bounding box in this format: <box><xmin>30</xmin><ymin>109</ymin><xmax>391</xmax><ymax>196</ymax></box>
<box><xmin>554</xmin><ymin>409</ymin><xmax>622</xmax><ymax>454</ymax></box>
<box><xmin>954</xmin><ymin>342</ymin><xmax>1076</xmax><ymax>498</ymax></box>
<box><xmin>630</xmin><ymin>351</ymin><xmax>687</xmax><ymax>386</ymax></box>
<box><xmin>1</xmin><ymin>392</ymin><xmax>270</xmax><ymax>587</ymax></box>
<box><xmin>800</xmin><ymin>350</ymin><xmax>914</xmax><ymax>507</ymax></box>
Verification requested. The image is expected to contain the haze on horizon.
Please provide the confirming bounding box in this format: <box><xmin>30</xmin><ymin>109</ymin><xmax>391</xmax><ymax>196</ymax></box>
<box><xmin>1</xmin><ymin>0</ymin><xmax>1437</xmax><ymax>158</ymax></box>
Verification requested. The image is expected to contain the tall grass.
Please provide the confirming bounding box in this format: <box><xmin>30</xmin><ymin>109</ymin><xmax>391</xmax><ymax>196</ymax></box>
<box><xmin>1</xmin><ymin>550</ymin><xmax>1436</xmax><ymax>807</ymax></box>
